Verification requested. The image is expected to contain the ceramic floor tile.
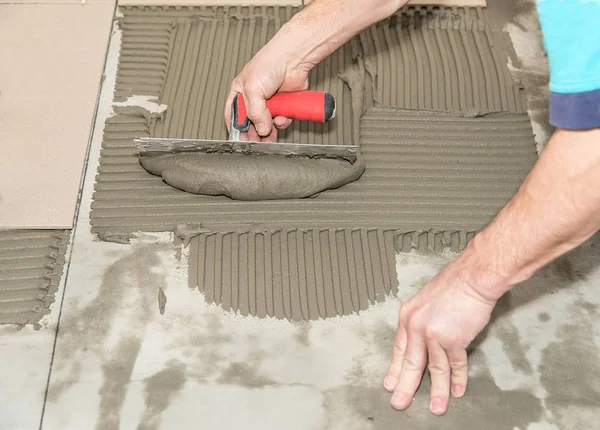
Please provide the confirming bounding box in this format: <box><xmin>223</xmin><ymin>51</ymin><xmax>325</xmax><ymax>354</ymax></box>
<box><xmin>304</xmin><ymin>0</ymin><xmax>486</xmax><ymax>4</ymax></box>
<box><xmin>0</xmin><ymin>1</ymin><xmax>114</xmax><ymax>4</ymax></box>
<box><xmin>0</xmin><ymin>3</ymin><xmax>114</xmax><ymax>228</ymax></box>
<box><xmin>118</xmin><ymin>0</ymin><xmax>302</xmax><ymax>5</ymax></box>
<box><xmin>407</xmin><ymin>0</ymin><xmax>486</xmax><ymax>4</ymax></box>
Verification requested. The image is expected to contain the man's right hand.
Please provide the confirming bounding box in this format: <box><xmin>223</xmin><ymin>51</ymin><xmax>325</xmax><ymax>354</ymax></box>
<box><xmin>223</xmin><ymin>0</ymin><xmax>409</xmax><ymax>142</ymax></box>
<box><xmin>224</xmin><ymin>0</ymin><xmax>406</xmax><ymax>142</ymax></box>
<box><xmin>224</xmin><ymin>44</ymin><xmax>310</xmax><ymax>143</ymax></box>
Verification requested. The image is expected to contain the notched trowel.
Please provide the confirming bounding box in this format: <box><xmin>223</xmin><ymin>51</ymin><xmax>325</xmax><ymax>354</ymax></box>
<box><xmin>135</xmin><ymin>91</ymin><xmax>358</xmax><ymax>164</ymax></box>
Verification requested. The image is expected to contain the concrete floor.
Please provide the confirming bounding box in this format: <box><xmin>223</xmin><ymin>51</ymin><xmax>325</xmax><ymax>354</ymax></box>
<box><xmin>2</xmin><ymin>1</ymin><xmax>600</xmax><ymax>429</ymax></box>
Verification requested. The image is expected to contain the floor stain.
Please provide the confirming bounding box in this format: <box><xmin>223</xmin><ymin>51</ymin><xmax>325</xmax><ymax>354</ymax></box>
<box><xmin>371</xmin><ymin>318</ymin><xmax>394</xmax><ymax>360</ymax></box>
<box><xmin>137</xmin><ymin>360</ymin><xmax>187</xmax><ymax>430</ymax></box>
<box><xmin>323</xmin><ymin>372</ymin><xmax>543</xmax><ymax>430</ymax></box>
<box><xmin>552</xmin><ymin>256</ymin><xmax>579</xmax><ymax>282</ymax></box>
<box><xmin>98</xmin><ymin>336</ymin><xmax>145</xmax><ymax>429</ymax></box>
<box><xmin>488</xmin><ymin>295</ymin><xmax>532</xmax><ymax>374</ymax></box>
<box><xmin>493</xmin><ymin>319</ymin><xmax>533</xmax><ymax>374</ymax></box>
<box><xmin>540</xmin><ymin>316</ymin><xmax>600</xmax><ymax>430</ymax></box>
<box><xmin>216</xmin><ymin>348</ymin><xmax>276</xmax><ymax>388</ymax></box>
<box><xmin>45</xmin><ymin>243</ymin><xmax>169</xmax><ymax>430</ymax></box>
<box><xmin>575</xmin><ymin>299</ymin><xmax>598</xmax><ymax>315</ymax></box>
<box><xmin>294</xmin><ymin>322</ymin><xmax>312</xmax><ymax>347</ymax></box>
<box><xmin>184</xmin><ymin>313</ymin><xmax>235</xmax><ymax>380</ymax></box>
<box><xmin>538</xmin><ymin>312</ymin><xmax>551</xmax><ymax>322</ymax></box>
<box><xmin>218</xmin><ymin>361</ymin><xmax>277</xmax><ymax>389</ymax></box>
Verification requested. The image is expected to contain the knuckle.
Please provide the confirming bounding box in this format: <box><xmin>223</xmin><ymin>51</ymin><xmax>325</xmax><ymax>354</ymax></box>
<box><xmin>242</xmin><ymin>82</ymin><xmax>262</xmax><ymax>97</ymax></box>
<box><xmin>445</xmin><ymin>332</ymin><xmax>462</xmax><ymax>345</ymax></box>
<box><xmin>392</xmin><ymin>342</ymin><xmax>405</xmax><ymax>358</ymax></box>
<box><xmin>427</xmin><ymin>361</ymin><xmax>450</xmax><ymax>376</ymax></box>
<box><xmin>398</xmin><ymin>301</ymin><xmax>412</xmax><ymax>316</ymax></box>
<box><xmin>424</xmin><ymin>326</ymin><xmax>442</xmax><ymax>342</ymax></box>
<box><xmin>402</xmin><ymin>356</ymin><xmax>424</xmax><ymax>372</ymax></box>
<box><xmin>399</xmin><ymin>303</ymin><xmax>419</xmax><ymax>325</ymax></box>
<box><xmin>449</xmin><ymin>358</ymin><xmax>468</xmax><ymax>372</ymax></box>
<box><xmin>398</xmin><ymin>307</ymin><xmax>407</xmax><ymax>322</ymax></box>
<box><xmin>405</xmin><ymin>316</ymin><xmax>422</xmax><ymax>333</ymax></box>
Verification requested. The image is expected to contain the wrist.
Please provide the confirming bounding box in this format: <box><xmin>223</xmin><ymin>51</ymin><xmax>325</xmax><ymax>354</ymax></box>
<box><xmin>272</xmin><ymin>21</ymin><xmax>334</xmax><ymax>73</ymax></box>
<box><xmin>455</xmin><ymin>234</ymin><xmax>515</xmax><ymax>303</ymax></box>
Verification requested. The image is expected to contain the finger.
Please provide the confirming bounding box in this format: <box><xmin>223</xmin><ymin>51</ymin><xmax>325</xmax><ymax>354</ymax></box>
<box><xmin>448</xmin><ymin>348</ymin><xmax>469</xmax><ymax>398</ymax></box>
<box><xmin>273</xmin><ymin>116</ymin><xmax>292</xmax><ymax>130</ymax></box>
<box><xmin>243</xmin><ymin>88</ymin><xmax>273</xmax><ymax>137</ymax></box>
<box><xmin>427</xmin><ymin>340</ymin><xmax>451</xmax><ymax>416</ymax></box>
<box><xmin>391</xmin><ymin>333</ymin><xmax>427</xmax><ymax>410</ymax></box>
<box><xmin>239</xmin><ymin>131</ymin><xmax>249</xmax><ymax>142</ymax></box>
<box><xmin>246</xmin><ymin>125</ymin><xmax>261</xmax><ymax>142</ymax></box>
<box><xmin>384</xmin><ymin>324</ymin><xmax>407</xmax><ymax>392</ymax></box>
<box><xmin>262</xmin><ymin>126</ymin><xmax>278</xmax><ymax>143</ymax></box>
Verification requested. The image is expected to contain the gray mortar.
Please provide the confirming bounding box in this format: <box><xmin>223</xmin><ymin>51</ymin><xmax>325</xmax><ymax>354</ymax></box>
<box><xmin>0</xmin><ymin>230</ymin><xmax>70</xmax><ymax>326</ymax></box>
<box><xmin>139</xmin><ymin>152</ymin><xmax>365</xmax><ymax>200</ymax></box>
<box><xmin>90</xmin><ymin>6</ymin><xmax>536</xmax><ymax>320</ymax></box>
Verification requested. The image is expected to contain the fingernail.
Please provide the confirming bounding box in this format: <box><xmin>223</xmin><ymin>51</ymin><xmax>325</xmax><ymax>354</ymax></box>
<box><xmin>451</xmin><ymin>384</ymin><xmax>464</xmax><ymax>398</ymax></box>
<box><xmin>256</xmin><ymin>123</ymin><xmax>268</xmax><ymax>136</ymax></box>
<box><xmin>391</xmin><ymin>392</ymin><xmax>409</xmax><ymax>409</ymax></box>
<box><xmin>430</xmin><ymin>397</ymin><xmax>445</xmax><ymax>415</ymax></box>
<box><xmin>383</xmin><ymin>376</ymin><xmax>397</xmax><ymax>391</ymax></box>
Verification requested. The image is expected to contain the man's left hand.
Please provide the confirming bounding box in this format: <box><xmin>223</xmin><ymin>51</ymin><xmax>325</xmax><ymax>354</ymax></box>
<box><xmin>384</xmin><ymin>260</ymin><xmax>497</xmax><ymax>415</ymax></box>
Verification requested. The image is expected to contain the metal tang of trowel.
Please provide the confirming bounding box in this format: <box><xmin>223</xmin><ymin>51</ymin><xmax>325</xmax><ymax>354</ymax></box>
<box><xmin>135</xmin><ymin>91</ymin><xmax>359</xmax><ymax>164</ymax></box>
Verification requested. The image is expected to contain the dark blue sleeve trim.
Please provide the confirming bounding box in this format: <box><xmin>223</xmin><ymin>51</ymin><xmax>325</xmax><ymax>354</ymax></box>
<box><xmin>550</xmin><ymin>89</ymin><xmax>600</xmax><ymax>130</ymax></box>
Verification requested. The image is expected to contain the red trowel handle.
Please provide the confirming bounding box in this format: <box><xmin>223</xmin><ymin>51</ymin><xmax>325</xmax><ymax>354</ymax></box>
<box><xmin>232</xmin><ymin>91</ymin><xmax>336</xmax><ymax>132</ymax></box>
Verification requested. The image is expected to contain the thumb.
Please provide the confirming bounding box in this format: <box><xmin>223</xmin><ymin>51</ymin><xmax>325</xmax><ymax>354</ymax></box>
<box><xmin>243</xmin><ymin>88</ymin><xmax>273</xmax><ymax>137</ymax></box>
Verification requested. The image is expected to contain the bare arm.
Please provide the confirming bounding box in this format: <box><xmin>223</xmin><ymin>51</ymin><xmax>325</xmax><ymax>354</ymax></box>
<box><xmin>463</xmin><ymin>127</ymin><xmax>600</xmax><ymax>300</ymax></box>
<box><xmin>269</xmin><ymin>0</ymin><xmax>406</xmax><ymax>73</ymax></box>
<box><xmin>225</xmin><ymin>0</ymin><xmax>407</xmax><ymax>140</ymax></box>
<box><xmin>385</xmin><ymin>127</ymin><xmax>600</xmax><ymax>415</ymax></box>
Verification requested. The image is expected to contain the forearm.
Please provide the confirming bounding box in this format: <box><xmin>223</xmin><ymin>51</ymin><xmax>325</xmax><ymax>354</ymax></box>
<box><xmin>263</xmin><ymin>0</ymin><xmax>406</xmax><ymax>72</ymax></box>
<box><xmin>458</xmin><ymin>128</ymin><xmax>600</xmax><ymax>301</ymax></box>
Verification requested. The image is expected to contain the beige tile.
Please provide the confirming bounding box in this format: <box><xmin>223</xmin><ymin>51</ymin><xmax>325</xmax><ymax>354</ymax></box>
<box><xmin>118</xmin><ymin>0</ymin><xmax>302</xmax><ymax>5</ymax></box>
<box><xmin>0</xmin><ymin>1</ymin><xmax>114</xmax><ymax>3</ymax></box>
<box><xmin>304</xmin><ymin>0</ymin><xmax>486</xmax><ymax>4</ymax></box>
<box><xmin>407</xmin><ymin>0</ymin><xmax>486</xmax><ymax>5</ymax></box>
<box><xmin>0</xmin><ymin>4</ymin><xmax>114</xmax><ymax>228</ymax></box>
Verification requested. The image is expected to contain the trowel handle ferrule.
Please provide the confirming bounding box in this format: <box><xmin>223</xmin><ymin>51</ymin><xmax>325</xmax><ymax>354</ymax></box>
<box><xmin>231</xmin><ymin>91</ymin><xmax>336</xmax><ymax>132</ymax></box>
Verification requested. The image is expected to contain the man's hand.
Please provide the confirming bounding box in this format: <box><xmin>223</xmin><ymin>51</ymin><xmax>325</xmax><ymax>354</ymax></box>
<box><xmin>384</xmin><ymin>260</ymin><xmax>496</xmax><ymax>416</ymax></box>
<box><xmin>224</xmin><ymin>0</ymin><xmax>407</xmax><ymax>142</ymax></box>
<box><xmin>224</xmin><ymin>44</ymin><xmax>310</xmax><ymax>142</ymax></box>
<box><xmin>384</xmin><ymin>127</ymin><xmax>600</xmax><ymax>416</ymax></box>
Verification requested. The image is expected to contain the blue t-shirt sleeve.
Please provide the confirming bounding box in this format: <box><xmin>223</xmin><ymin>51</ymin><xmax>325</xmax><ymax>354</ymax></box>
<box><xmin>536</xmin><ymin>0</ymin><xmax>600</xmax><ymax>129</ymax></box>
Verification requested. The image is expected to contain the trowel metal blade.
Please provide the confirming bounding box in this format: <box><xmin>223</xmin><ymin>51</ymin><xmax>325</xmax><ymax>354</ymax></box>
<box><xmin>135</xmin><ymin>138</ymin><xmax>358</xmax><ymax>164</ymax></box>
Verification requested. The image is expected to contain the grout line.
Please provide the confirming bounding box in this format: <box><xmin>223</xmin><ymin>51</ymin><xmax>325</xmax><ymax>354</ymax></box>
<box><xmin>37</xmin><ymin>4</ymin><xmax>118</xmax><ymax>429</ymax></box>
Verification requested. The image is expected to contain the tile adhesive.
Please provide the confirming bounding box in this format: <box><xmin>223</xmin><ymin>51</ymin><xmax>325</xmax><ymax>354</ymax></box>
<box><xmin>90</xmin><ymin>5</ymin><xmax>537</xmax><ymax>320</ymax></box>
<box><xmin>0</xmin><ymin>230</ymin><xmax>70</xmax><ymax>325</ymax></box>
